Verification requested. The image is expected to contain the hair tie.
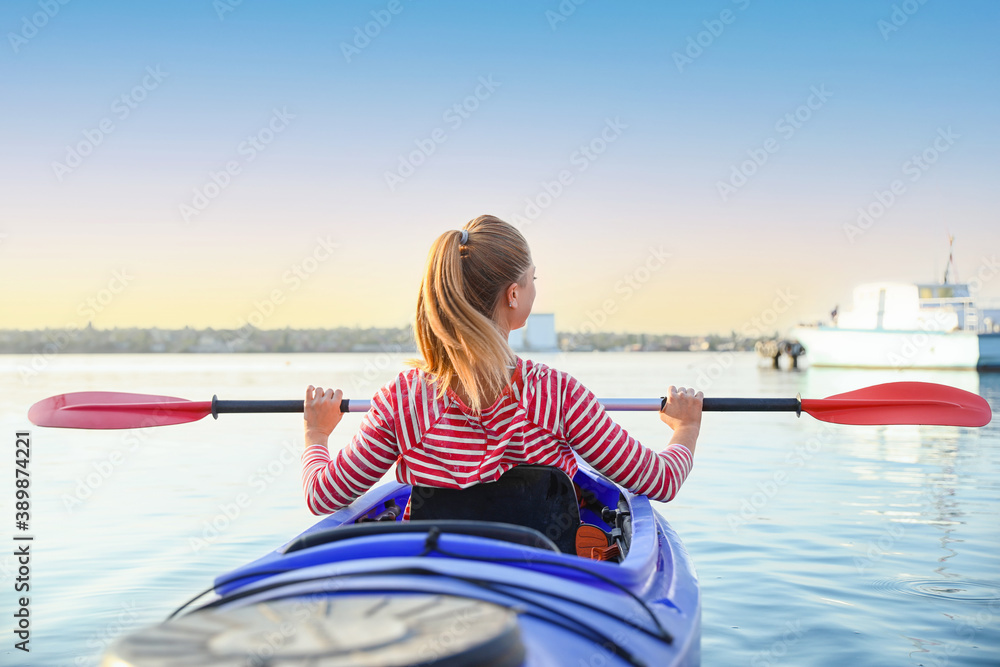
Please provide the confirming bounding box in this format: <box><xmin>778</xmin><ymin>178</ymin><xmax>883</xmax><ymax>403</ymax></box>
<box><xmin>459</xmin><ymin>229</ymin><xmax>469</xmax><ymax>245</ymax></box>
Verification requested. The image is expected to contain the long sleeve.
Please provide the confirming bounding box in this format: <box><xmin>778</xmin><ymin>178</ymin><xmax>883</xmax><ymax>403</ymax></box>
<box><xmin>560</xmin><ymin>374</ymin><xmax>693</xmax><ymax>502</ymax></box>
<box><xmin>301</xmin><ymin>386</ymin><xmax>400</xmax><ymax>515</ymax></box>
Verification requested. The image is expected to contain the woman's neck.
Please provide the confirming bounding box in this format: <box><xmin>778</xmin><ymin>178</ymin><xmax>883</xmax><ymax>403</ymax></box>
<box><xmin>448</xmin><ymin>358</ymin><xmax>518</xmax><ymax>408</ymax></box>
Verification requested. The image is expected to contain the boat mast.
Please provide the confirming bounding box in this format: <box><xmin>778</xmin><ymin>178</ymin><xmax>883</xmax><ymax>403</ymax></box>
<box><xmin>943</xmin><ymin>233</ymin><xmax>957</xmax><ymax>284</ymax></box>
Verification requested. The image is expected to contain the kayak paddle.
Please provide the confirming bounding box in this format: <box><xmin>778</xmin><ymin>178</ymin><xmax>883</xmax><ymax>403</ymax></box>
<box><xmin>27</xmin><ymin>382</ymin><xmax>991</xmax><ymax>429</ymax></box>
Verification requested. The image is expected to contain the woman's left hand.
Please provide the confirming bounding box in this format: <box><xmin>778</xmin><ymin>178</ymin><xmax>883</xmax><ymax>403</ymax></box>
<box><xmin>304</xmin><ymin>385</ymin><xmax>344</xmax><ymax>445</ymax></box>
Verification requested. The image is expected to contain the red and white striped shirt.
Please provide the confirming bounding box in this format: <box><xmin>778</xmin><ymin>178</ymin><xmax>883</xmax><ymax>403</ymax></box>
<box><xmin>302</xmin><ymin>357</ymin><xmax>694</xmax><ymax>515</ymax></box>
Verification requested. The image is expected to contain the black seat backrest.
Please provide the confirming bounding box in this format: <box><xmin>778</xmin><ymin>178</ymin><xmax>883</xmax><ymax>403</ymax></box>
<box><xmin>282</xmin><ymin>520</ymin><xmax>560</xmax><ymax>555</ymax></box>
<box><xmin>409</xmin><ymin>466</ymin><xmax>580</xmax><ymax>554</ymax></box>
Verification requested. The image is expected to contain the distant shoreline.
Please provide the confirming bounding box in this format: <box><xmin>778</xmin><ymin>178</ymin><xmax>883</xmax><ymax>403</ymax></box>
<box><xmin>0</xmin><ymin>326</ymin><xmax>768</xmax><ymax>354</ymax></box>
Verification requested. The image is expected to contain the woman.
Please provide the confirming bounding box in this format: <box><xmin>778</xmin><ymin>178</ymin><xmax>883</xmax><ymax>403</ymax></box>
<box><xmin>302</xmin><ymin>215</ymin><xmax>702</xmax><ymax>516</ymax></box>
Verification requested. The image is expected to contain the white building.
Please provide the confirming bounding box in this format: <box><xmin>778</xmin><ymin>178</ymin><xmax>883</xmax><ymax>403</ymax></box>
<box><xmin>508</xmin><ymin>313</ymin><xmax>557</xmax><ymax>352</ymax></box>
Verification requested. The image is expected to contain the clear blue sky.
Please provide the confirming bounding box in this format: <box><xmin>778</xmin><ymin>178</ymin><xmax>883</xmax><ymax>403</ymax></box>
<box><xmin>2</xmin><ymin>0</ymin><xmax>998</xmax><ymax>334</ymax></box>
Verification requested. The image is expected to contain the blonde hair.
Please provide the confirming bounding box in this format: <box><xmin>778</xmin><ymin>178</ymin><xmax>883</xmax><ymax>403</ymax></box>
<box><xmin>412</xmin><ymin>215</ymin><xmax>532</xmax><ymax>412</ymax></box>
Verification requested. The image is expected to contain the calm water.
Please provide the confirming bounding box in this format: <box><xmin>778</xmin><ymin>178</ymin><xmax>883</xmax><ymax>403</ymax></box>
<box><xmin>0</xmin><ymin>352</ymin><xmax>997</xmax><ymax>666</ymax></box>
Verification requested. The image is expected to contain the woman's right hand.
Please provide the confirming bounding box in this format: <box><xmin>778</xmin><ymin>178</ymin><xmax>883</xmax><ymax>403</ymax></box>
<box><xmin>304</xmin><ymin>385</ymin><xmax>344</xmax><ymax>446</ymax></box>
<box><xmin>659</xmin><ymin>386</ymin><xmax>703</xmax><ymax>451</ymax></box>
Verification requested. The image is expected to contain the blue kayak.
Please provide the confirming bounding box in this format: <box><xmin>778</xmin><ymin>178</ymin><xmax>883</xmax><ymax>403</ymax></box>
<box><xmin>104</xmin><ymin>465</ymin><xmax>701</xmax><ymax>666</ymax></box>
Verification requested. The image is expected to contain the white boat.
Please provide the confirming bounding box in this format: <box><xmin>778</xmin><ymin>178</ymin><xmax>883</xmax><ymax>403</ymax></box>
<box><xmin>792</xmin><ymin>281</ymin><xmax>1000</xmax><ymax>370</ymax></box>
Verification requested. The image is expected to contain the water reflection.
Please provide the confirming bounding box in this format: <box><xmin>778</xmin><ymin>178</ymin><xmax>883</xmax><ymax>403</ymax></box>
<box><xmin>979</xmin><ymin>370</ymin><xmax>1000</xmax><ymax>406</ymax></box>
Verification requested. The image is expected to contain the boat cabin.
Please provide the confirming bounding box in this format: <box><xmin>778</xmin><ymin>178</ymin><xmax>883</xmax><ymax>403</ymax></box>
<box><xmin>836</xmin><ymin>281</ymin><xmax>980</xmax><ymax>332</ymax></box>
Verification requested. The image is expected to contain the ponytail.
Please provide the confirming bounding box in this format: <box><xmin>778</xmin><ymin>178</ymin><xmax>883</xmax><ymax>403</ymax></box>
<box><xmin>412</xmin><ymin>215</ymin><xmax>532</xmax><ymax>412</ymax></box>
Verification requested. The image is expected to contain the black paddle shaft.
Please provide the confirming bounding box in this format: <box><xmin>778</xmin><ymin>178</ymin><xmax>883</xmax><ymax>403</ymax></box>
<box><xmin>700</xmin><ymin>397</ymin><xmax>801</xmax><ymax>415</ymax></box>
<box><xmin>211</xmin><ymin>397</ymin><xmax>351</xmax><ymax>419</ymax></box>
<box><xmin>210</xmin><ymin>395</ymin><xmax>801</xmax><ymax>418</ymax></box>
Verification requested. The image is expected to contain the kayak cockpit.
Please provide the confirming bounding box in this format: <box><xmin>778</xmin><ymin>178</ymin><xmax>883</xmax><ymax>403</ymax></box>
<box><xmin>213</xmin><ymin>466</ymin><xmax>659</xmax><ymax>599</ymax></box>
<box><xmin>321</xmin><ymin>465</ymin><xmax>630</xmax><ymax>555</ymax></box>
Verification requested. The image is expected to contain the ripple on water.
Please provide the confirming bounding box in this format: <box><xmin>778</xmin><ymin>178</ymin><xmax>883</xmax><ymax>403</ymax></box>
<box><xmin>870</xmin><ymin>577</ymin><xmax>1000</xmax><ymax>604</ymax></box>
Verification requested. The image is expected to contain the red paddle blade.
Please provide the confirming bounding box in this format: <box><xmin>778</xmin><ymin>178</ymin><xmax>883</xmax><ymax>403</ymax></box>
<box><xmin>28</xmin><ymin>392</ymin><xmax>213</xmax><ymax>430</ymax></box>
<box><xmin>801</xmin><ymin>382</ymin><xmax>992</xmax><ymax>427</ymax></box>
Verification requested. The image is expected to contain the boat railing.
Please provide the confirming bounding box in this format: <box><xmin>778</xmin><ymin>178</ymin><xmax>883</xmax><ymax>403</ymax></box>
<box><xmin>918</xmin><ymin>296</ymin><xmax>980</xmax><ymax>332</ymax></box>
